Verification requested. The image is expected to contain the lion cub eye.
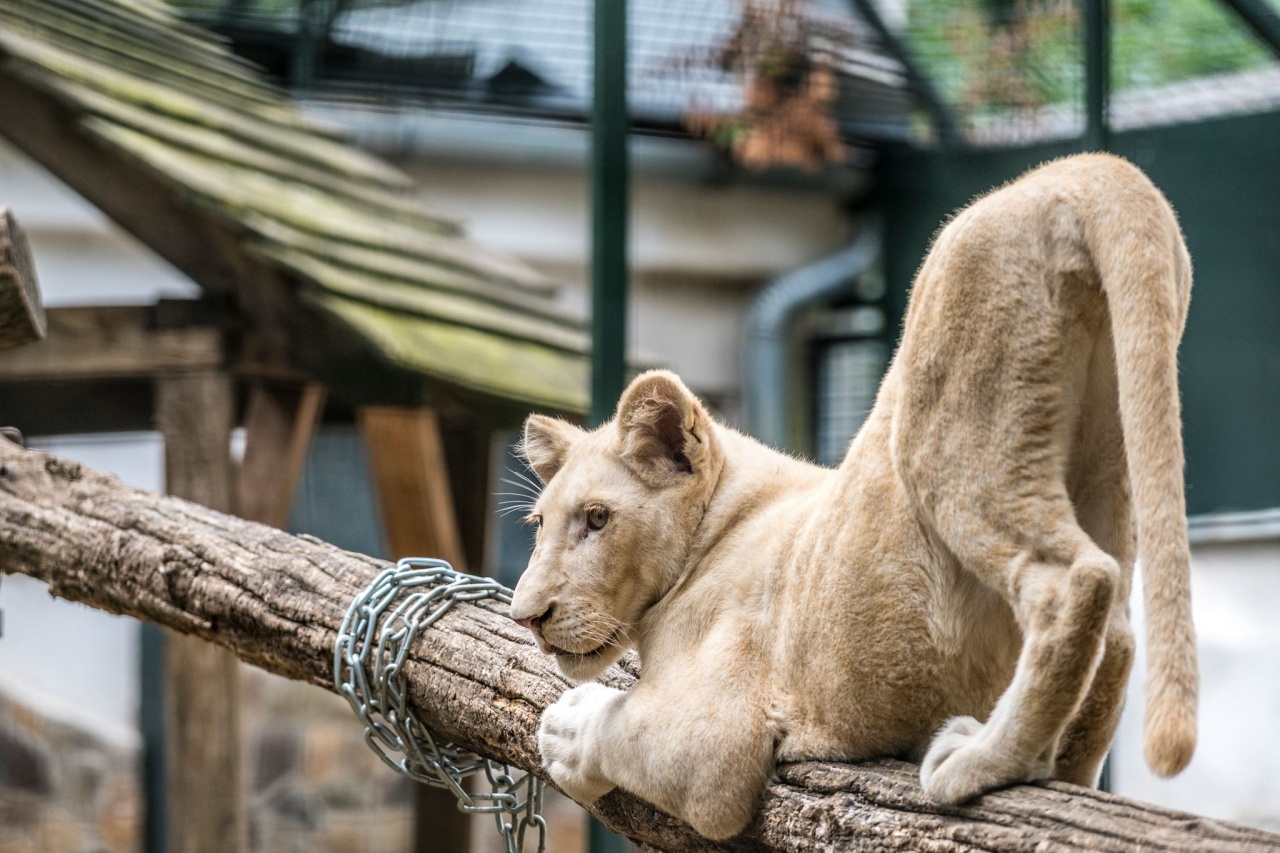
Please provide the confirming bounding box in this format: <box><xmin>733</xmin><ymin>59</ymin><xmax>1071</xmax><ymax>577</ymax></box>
<box><xmin>586</xmin><ymin>506</ymin><xmax>610</xmax><ymax>531</ymax></box>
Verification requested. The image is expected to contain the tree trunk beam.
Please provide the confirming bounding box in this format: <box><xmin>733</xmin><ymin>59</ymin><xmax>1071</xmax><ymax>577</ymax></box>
<box><xmin>0</xmin><ymin>208</ymin><xmax>45</xmax><ymax>351</ymax></box>
<box><xmin>0</xmin><ymin>440</ymin><xmax>1276</xmax><ymax>853</ymax></box>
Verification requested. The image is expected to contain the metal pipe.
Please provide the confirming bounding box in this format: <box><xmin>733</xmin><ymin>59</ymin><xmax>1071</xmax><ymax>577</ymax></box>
<box><xmin>743</xmin><ymin>221</ymin><xmax>882</xmax><ymax>451</ymax></box>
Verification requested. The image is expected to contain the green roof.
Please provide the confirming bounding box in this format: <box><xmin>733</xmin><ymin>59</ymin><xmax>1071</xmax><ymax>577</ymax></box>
<box><xmin>0</xmin><ymin>0</ymin><xmax>590</xmax><ymax>415</ymax></box>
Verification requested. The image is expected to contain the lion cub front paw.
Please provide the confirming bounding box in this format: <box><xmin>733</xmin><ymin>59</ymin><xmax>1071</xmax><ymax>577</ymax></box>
<box><xmin>920</xmin><ymin>716</ymin><xmax>1053</xmax><ymax>805</ymax></box>
<box><xmin>539</xmin><ymin>683</ymin><xmax>618</xmax><ymax>804</ymax></box>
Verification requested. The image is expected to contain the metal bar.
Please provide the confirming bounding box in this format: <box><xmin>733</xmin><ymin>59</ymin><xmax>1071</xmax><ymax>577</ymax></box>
<box><xmin>590</xmin><ymin>0</ymin><xmax>629</xmax><ymax>430</ymax></box>
<box><xmin>588</xmin><ymin>0</ymin><xmax>631</xmax><ymax>849</ymax></box>
<box><xmin>140</xmin><ymin>623</ymin><xmax>168</xmax><ymax>853</ymax></box>
<box><xmin>1084</xmin><ymin>0</ymin><xmax>1111</xmax><ymax>151</ymax></box>
<box><xmin>1218</xmin><ymin>0</ymin><xmax>1280</xmax><ymax>60</ymax></box>
<box><xmin>845</xmin><ymin>0</ymin><xmax>963</xmax><ymax>147</ymax></box>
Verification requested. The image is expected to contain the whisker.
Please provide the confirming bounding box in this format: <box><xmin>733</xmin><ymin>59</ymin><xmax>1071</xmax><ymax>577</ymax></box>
<box><xmin>508</xmin><ymin>464</ymin><xmax>544</xmax><ymax>489</ymax></box>
<box><xmin>499</xmin><ymin>479</ymin><xmax>540</xmax><ymax>499</ymax></box>
<box><xmin>504</xmin><ymin>467</ymin><xmax>543</xmax><ymax>489</ymax></box>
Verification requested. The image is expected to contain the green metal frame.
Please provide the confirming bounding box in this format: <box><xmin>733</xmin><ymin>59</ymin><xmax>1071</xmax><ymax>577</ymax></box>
<box><xmin>1219</xmin><ymin>0</ymin><xmax>1280</xmax><ymax>59</ymax></box>
<box><xmin>141</xmin><ymin>624</ymin><xmax>168</xmax><ymax>853</ymax></box>
<box><xmin>845</xmin><ymin>0</ymin><xmax>963</xmax><ymax>147</ymax></box>
<box><xmin>590</xmin><ymin>0</ymin><xmax>630</xmax><ymax>431</ymax></box>
<box><xmin>1084</xmin><ymin>0</ymin><xmax>1111</xmax><ymax>151</ymax></box>
<box><xmin>589</xmin><ymin>0</ymin><xmax>631</xmax><ymax>849</ymax></box>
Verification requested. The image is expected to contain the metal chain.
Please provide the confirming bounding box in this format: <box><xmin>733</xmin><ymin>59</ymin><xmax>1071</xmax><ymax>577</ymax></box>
<box><xmin>334</xmin><ymin>558</ymin><xmax>546</xmax><ymax>853</ymax></box>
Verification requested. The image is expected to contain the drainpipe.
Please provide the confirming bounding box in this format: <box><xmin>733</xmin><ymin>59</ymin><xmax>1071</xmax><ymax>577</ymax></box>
<box><xmin>743</xmin><ymin>219</ymin><xmax>883</xmax><ymax>450</ymax></box>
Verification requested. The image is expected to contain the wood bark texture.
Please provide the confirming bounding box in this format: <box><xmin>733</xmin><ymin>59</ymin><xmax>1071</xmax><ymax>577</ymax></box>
<box><xmin>0</xmin><ymin>439</ymin><xmax>1277</xmax><ymax>853</ymax></box>
<box><xmin>0</xmin><ymin>208</ymin><xmax>45</xmax><ymax>350</ymax></box>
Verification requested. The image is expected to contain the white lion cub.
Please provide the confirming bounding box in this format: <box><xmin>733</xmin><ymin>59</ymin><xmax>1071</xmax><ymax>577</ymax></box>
<box><xmin>510</xmin><ymin>153</ymin><xmax>1198</xmax><ymax>840</ymax></box>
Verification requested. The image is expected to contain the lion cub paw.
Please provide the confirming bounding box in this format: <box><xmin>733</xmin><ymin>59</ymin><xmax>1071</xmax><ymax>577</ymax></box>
<box><xmin>539</xmin><ymin>683</ymin><xmax>619</xmax><ymax>804</ymax></box>
<box><xmin>919</xmin><ymin>716</ymin><xmax>1052</xmax><ymax>805</ymax></box>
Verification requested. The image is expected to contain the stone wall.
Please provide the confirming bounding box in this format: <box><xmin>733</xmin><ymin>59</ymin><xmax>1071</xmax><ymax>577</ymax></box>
<box><xmin>0</xmin><ymin>682</ymin><xmax>139</xmax><ymax>853</ymax></box>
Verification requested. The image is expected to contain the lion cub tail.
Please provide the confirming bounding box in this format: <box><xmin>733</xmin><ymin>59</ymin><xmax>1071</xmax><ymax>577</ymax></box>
<box><xmin>1086</xmin><ymin>158</ymin><xmax>1198</xmax><ymax>779</ymax></box>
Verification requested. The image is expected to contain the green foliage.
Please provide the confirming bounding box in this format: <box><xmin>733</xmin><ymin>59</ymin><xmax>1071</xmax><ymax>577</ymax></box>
<box><xmin>1112</xmin><ymin>0</ymin><xmax>1272</xmax><ymax>90</ymax></box>
<box><xmin>903</xmin><ymin>0</ymin><xmax>1274</xmax><ymax>120</ymax></box>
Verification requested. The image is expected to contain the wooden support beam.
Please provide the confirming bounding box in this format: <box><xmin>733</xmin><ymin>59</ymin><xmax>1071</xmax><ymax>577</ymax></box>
<box><xmin>155</xmin><ymin>372</ymin><xmax>247</xmax><ymax>853</ymax></box>
<box><xmin>359</xmin><ymin>406</ymin><xmax>466</xmax><ymax>568</ymax></box>
<box><xmin>237</xmin><ymin>381</ymin><xmax>326</xmax><ymax>528</ymax></box>
<box><xmin>0</xmin><ymin>208</ymin><xmax>45</xmax><ymax>351</ymax></box>
<box><xmin>1</xmin><ymin>439</ymin><xmax>1278</xmax><ymax>853</ymax></box>
<box><xmin>0</xmin><ymin>306</ymin><xmax>223</xmax><ymax>381</ymax></box>
<box><xmin>358</xmin><ymin>405</ymin><xmax>472</xmax><ymax>853</ymax></box>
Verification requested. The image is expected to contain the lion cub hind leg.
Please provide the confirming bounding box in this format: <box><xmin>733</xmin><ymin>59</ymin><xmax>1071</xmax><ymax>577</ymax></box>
<box><xmin>921</xmin><ymin>530</ymin><xmax>1118</xmax><ymax>804</ymax></box>
<box><xmin>1052</xmin><ymin>609</ymin><xmax>1134</xmax><ymax>785</ymax></box>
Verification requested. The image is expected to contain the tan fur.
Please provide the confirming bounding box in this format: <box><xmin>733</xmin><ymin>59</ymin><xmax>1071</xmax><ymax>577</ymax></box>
<box><xmin>510</xmin><ymin>154</ymin><xmax>1198</xmax><ymax>840</ymax></box>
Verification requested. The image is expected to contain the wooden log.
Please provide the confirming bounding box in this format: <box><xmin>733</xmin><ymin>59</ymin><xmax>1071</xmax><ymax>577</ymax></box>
<box><xmin>155</xmin><ymin>373</ymin><xmax>247</xmax><ymax>853</ymax></box>
<box><xmin>0</xmin><ymin>439</ymin><xmax>1277</xmax><ymax>853</ymax></box>
<box><xmin>0</xmin><ymin>208</ymin><xmax>46</xmax><ymax>350</ymax></box>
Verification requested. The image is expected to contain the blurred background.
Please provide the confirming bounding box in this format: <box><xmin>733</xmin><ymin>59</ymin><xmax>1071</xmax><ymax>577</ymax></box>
<box><xmin>0</xmin><ymin>0</ymin><xmax>1278</xmax><ymax>851</ymax></box>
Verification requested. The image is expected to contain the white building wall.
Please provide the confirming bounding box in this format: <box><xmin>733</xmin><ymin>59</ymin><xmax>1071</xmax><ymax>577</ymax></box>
<box><xmin>1113</xmin><ymin>538</ymin><xmax>1280</xmax><ymax>830</ymax></box>
<box><xmin>400</xmin><ymin>154</ymin><xmax>853</xmax><ymax>420</ymax></box>
<box><xmin>0</xmin><ymin>434</ymin><xmax>165</xmax><ymax>734</ymax></box>
<box><xmin>0</xmin><ymin>141</ymin><xmax>198</xmax><ymax>308</ymax></box>
<box><xmin>0</xmin><ymin>140</ymin><xmax>193</xmax><ymax>735</ymax></box>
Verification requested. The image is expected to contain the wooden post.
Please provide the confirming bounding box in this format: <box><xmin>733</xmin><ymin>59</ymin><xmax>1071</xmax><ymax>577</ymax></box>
<box><xmin>359</xmin><ymin>405</ymin><xmax>473</xmax><ymax>853</ymax></box>
<box><xmin>237</xmin><ymin>381</ymin><xmax>327</xmax><ymax>528</ymax></box>
<box><xmin>155</xmin><ymin>371</ymin><xmax>246</xmax><ymax>853</ymax></box>
<box><xmin>0</xmin><ymin>208</ymin><xmax>45</xmax><ymax>350</ymax></box>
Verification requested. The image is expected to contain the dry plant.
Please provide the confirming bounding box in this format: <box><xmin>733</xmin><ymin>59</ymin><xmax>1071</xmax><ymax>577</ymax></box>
<box><xmin>952</xmin><ymin>0</ymin><xmax>1078</xmax><ymax>113</ymax></box>
<box><xmin>683</xmin><ymin>0</ymin><xmax>845</xmax><ymax>171</ymax></box>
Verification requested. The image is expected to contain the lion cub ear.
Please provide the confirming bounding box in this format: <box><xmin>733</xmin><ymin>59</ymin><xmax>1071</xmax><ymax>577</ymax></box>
<box><xmin>521</xmin><ymin>415</ymin><xmax>584</xmax><ymax>483</ymax></box>
<box><xmin>616</xmin><ymin>370</ymin><xmax>715</xmax><ymax>484</ymax></box>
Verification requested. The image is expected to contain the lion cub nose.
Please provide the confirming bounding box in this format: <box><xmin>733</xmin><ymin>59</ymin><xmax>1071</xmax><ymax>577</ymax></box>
<box><xmin>513</xmin><ymin>605</ymin><xmax>553</xmax><ymax>638</ymax></box>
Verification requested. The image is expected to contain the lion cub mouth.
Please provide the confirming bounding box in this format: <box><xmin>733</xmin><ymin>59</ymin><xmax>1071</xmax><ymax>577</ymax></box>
<box><xmin>545</xmin><ymin>629</ymin><xmax>621</xmax><ymax>659</ymax></box>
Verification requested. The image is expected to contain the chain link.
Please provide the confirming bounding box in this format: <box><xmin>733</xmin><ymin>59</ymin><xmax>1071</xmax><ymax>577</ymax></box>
<box><xmin>334</xmin><ymin>558</ymin><xmax>546</xmax><ymax>853</ymax></box>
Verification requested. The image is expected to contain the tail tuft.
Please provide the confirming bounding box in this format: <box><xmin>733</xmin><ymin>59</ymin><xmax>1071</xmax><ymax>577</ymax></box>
<box><xmin>1144</xmin><ymin>699</ymin><xmax>1196</xmax><ymax>777</ymax></box>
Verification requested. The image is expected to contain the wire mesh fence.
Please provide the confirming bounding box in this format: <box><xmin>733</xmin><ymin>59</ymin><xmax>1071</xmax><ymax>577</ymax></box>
<box><xmin>167</xmin><ymin>0</ymin><xmax>915</xmax><ymax>148</ymax></box>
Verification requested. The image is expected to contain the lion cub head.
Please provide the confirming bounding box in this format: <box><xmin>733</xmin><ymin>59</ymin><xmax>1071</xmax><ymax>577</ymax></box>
<box><xmin>509</xmin><ymin>371</ymin><xmax>723</xmax><ymax>681</ymax></box>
